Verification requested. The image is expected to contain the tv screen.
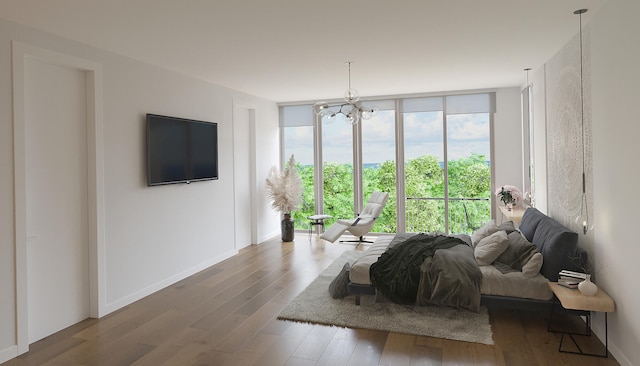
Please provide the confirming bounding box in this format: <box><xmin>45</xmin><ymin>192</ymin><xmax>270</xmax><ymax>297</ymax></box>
<box><xmin>146</xmin><ymin>114</ymin><xmax>218</xmax><ymax>186</ymax></box>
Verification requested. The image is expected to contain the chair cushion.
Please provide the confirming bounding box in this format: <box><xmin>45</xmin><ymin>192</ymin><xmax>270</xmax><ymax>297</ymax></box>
<box><xmin>320</xmin><ymin>221</ymin><xmax>349</xmax><ymax>242</ymax></box>
<box><xmin>361</xmin><ymin>191</ymin><xmax>388</xmax><ymax>216</ymax></box>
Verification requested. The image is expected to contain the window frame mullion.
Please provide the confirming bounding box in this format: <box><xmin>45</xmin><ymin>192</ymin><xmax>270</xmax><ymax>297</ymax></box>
<box><xmin>353</xmin><ymin>121</ymin><xmax>363</xmax><ymax>216</ymax></box>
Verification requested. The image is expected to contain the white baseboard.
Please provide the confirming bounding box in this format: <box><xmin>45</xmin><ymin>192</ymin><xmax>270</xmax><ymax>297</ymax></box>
<box><xmin>591</xmin><ymin>315</ymin><xmax>632</xmax><ymax>366</ymax></box>
<box><xmin>0</xmin><ymin>345</ymin><xmax>18</xmax><ymax>364</ymax></box>
<box><xmin>102</xmin><ymin>249</ymin><xmax>237</xmax><ymax>316</ymax></box>
<box><xmin>258</xmin><ymin>230</ymin><xmax>280</xmax><ymax>244</ymax></box>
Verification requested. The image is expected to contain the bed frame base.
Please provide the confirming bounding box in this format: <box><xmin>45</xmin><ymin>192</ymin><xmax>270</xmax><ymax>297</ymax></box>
<box><xmin>347</xmin><ymin>283</ymin><xmax>568</xmax><ymax>313</ymax></box>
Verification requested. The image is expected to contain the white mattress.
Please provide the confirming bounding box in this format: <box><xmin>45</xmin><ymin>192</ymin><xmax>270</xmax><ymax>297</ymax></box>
<box><xmin>349</xmin><ymin>236</ymin><xmax>393</xmax><ymax>285</ymax></box>
<box><xmin>349</xmin><ymin>235</ymin><xmax>553</xmax><ymax>301</ymax></box>
<box><xmin>480</xmin><ymin>265</ymin><xmax>552</xmax><ymax>300</ymax></box>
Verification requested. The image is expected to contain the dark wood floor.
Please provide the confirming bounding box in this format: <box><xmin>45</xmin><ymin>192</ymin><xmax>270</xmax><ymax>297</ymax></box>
<box><xmin>3</xmin><ymin>233</ymin><xmax>620</xmax><ymax>366</ymax></box>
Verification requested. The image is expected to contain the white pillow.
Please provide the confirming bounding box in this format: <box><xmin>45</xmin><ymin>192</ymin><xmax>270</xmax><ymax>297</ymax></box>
<box><xmin>471</xmin><ymin>220</ymin><xmax>499</xmax><ymax>247</ymax></box>
<box><xmin>474</xmin><ymin>230</ymin><xmax>509</xmax><ymax>265</ymax></box>
<box><xmin>522</xmin><ymin>252</ymin><xmax>543</xmax><ymax>277</ymax></box>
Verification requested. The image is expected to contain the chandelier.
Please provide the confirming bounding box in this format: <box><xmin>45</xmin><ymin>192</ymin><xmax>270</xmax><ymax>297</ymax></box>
<box><xmin>314</xmin><ymin>62</ymin><xmax>378</xmax><ymax>125</ymax></box>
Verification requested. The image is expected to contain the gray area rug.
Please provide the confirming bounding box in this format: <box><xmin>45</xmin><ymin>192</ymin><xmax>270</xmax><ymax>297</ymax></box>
<box><xmin>278</xmin><ymin>251</ymin><xmax>494</xmax><ymax>345</ymax></box>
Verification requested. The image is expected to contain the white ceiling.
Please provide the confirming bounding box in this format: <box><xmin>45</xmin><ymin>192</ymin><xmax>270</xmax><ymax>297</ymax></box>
<box><xmin>1</xmin><ymin>0</ymin><xmax>608</xmax><ymax>103</ymax></box>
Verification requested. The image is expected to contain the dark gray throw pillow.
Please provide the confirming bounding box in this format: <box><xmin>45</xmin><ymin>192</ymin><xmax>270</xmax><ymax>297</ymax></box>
<box><xmin>328</xmin><ymin>262</ymin><xmax>351</xmax><ymax>299</ymax></box>
<box><xmin>497</xmin><ymin>220</ymin><xmax>518</xmax><ymax>234</ymax></box>
<box><xmin>494</xmin><ymin>231</ymin><xmax>539</xmax><ymax>272</ymax></box>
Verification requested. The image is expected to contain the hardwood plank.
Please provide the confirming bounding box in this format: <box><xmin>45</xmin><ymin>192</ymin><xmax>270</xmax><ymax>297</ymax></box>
<box><xmin>441</xmin><ymin>341</ymin><xmax>474</xmax><ymax>365</ymax></box>
<box><xmin>129</xmin><ymin>327</ymin><xmax>204</xmax><ymax>366</ymax></box>
<box><xmin>316</xmin><ymin>336</ymin><xmax>358</xmax><ymax>366</ymax></box>
<box><xmin>254</xmin><ymin>322</ymin><xmax>315</xmax><ymax>366</ymax></box>
<box><xmin>284</xmin><ymin>358</ymin><xmax>317</xmax><ymax>366</ymax></box>
<box><xmin>8</xmin><ymin>337</ymin><xmax>85</xmax><ymax>366</ymax></box>
<box><xmin>469</xmin><ymin>344</ymin><xmax>502</xmax><ymax>366</ymax></box>
<box><xmin>213</xmin><ymin>301</ymin><xmax>284</xmax><ymax>353</ymax></box>
<box><xmin>291</xmin><ymin>325</ymin><xmax>339</xmax><ymax>362</ymax></box>
<box><xmin>378</xmin><ymin>333</ymin><xmax>415</xmax><ymax>366</ymax></box>
<box><xmin>346</xmin><ymin>329</ymin><xmax>387</xmax><ymax>366</ymax></box>
<box><xmin>409</xmin><ymin>345</ymin><xmax>442</xmax><ymax>366</ymax></box>
<box><xmin>156</xmin><ymin>343</ymin><xmax>211</xmax><ymax>366</ymax></box>
<box><xmin>217</xmin><ymin>333</ymin><xmax>280</xmax><ymax>366</ymax></box>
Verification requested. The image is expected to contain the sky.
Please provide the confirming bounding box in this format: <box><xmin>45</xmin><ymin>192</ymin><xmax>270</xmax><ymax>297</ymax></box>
<box><xmin>284</xmin><ymin>111</ymin><xmax>491</xmax><ymax>166</ymax></box>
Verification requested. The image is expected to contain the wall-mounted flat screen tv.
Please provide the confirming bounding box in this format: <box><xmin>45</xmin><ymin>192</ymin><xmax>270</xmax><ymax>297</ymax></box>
<box><xmin>146</xmin><ymin>114</ymin><xmax>218</xmax><ymax>186</ymax></box>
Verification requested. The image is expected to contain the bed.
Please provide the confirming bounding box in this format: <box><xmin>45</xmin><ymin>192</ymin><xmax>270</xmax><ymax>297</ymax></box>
<box><xmin>343</xmin><ymin>207</ymin><xmax>588</xmax><ymax>311</ymax></box>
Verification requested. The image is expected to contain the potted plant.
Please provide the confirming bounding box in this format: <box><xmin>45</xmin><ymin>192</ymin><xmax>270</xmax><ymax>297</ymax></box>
<box><xmin>495</xmin><ymin>185</ymin><xmax>522</xmax><ymax>211</ymax></box>
<box><xmin>265</xmin><ymin>154</ymin><xmax>303</xmax><ymax>241</ymax></box>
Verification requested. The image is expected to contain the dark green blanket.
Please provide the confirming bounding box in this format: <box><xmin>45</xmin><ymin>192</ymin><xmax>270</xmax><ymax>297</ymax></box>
<box><xmin>370</xmin><ymin>233</ymin><xmax>482</xmax><ymax>311</ymax></box>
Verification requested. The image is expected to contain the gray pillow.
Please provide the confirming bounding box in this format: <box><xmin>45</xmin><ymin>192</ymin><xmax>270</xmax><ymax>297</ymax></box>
<box><xmin>471</xmin><ymin>220</ymin><xmax>499</xmax><ymax>247</ymax></box>
<box><xmin>494</xmin><ymin>231</ymin><xmax>540</xmax><ymax>273</ymax></box>
<box><xmin>497</xmin><ymin>221</ymin><xmax>518</xmax><ymax>234</ymax></box>
<box><xmin>522</xmin><ymin>252</ymin><xmax>543</xmax><ymax>277</ymax></box>
<box><xmin>328</xmin><ymin>262</ymin><xmax>351</xmax><ymax>299</ymax></box>
<box><xmin>474</xmin><ymin>230</ymin><xmax>509</xmax><ymax>265</ymax></box>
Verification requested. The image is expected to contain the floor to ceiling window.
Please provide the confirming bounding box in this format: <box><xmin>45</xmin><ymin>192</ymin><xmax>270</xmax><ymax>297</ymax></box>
<box><xmin>445</xmin><ymin>94</ymin><xmax>492</xmax><ymax>234</ymax></box>
<box><xmin>279</xmin><ymin>92</ymin><xmax>493</xmax><ymax>234</ymax></box>
<box><xmin>402</xmin><ymin>97</ymin><xmax>446</xmax><ymax>233</ymax></box>
<box><xmin>321</xmin><ymin>114</ymin><xmax>354</xmax><ymax>227</ymax></box>
<box><xmin>280</xmin><ymin>105</ymin><xmax>315</xmax><ymax>228</ymax></box>
<box><xmin>361</xmin><ymin>103</ymin><xmax>396</xmax><ymax>233</ymax></box>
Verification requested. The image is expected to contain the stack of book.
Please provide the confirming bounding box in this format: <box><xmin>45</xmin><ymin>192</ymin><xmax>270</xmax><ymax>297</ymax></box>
<box><xmin>557</xmin><ymin>270</ymin><xmax>587</xmax><ymax>289</ymax></box>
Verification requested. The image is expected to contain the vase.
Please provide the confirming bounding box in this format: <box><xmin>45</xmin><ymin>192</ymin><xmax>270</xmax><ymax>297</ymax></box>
<box><xmin>281</xmin><ymin>213</ymin><xmax>294</xmax><ymax>242</ymax></box>
<box><xmin>578</xmin><ymin>275</ymin><xmax>598</xmax><ymax>296</ymax></box>
<box><xmin>505</xmin><ymin>201</ymin><xmax>513</xmax><ymax>211</ymax></box>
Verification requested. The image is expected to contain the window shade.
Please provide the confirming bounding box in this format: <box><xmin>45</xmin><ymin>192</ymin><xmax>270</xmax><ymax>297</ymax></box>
<box><xmin>402</xmin><ymin>97</ymin><xmax>443</xmax><ymax>113</ymax></box>
<box><xmin>362</xmin><ymin>99</ymin><xmax>396</xmax><ymax>111</ymax></box>
<box><xmin>279</xmin><ymin>105</ymin><xmax>314</xmax><ymax>127</ymax></box>
<box><xmin>446</xmin><ymin>93</ymin><xmax>496</xmax><ymax>114</ymax></box>
<box><xmin>279</xmin><ymin>93</ymin><xmax>496</xmax><ymax>126</ymax></box>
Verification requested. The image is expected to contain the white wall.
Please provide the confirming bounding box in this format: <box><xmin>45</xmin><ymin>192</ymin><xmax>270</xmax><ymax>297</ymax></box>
<box><xmin>531</xmin><ymin>0</ymin><xmax>640</xmax><ymax>364</ymax></box>
<box><xmin>530</xmin><ymin>68</ymin><xmax>548</xmax><ymax>213</ymax></box>
<box><xmin>0</xmin><ymin>18</ymin><xmax>279</xmax><ymax>362</ymax></box>
<box><xmin>493</xmin><ymin>87</ymin><xmax>524</xmax><ymax>211</ymax></box>
<box><xmin>0</xmin><ymin>20</ymin><xmax>18</xmax><ymax>362</ymax></box>
<box><xmin>590</xmin><ymin>0</ymin><xmax>640</xmax><ymax>365</ymax></box>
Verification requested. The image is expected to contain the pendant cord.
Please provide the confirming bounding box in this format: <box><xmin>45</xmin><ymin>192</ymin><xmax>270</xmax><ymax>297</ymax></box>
<box><xmin>575</xmin><ymin>9</ymin><xmax>589</xmax><ymax>234</ymax></box>
<box><xmin>579</xmin><ymin>11</ymin><xmax>586</xmax><ymax>193</ymax></box>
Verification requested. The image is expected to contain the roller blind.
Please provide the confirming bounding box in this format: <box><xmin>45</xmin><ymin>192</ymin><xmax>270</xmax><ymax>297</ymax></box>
<box><xmin>445</xmin><ymin>93</ymin><xmax>496</xmax><ymax>114</ymax></box>
<box><xmin>279</xmin><ymin>104</ymin><xmax>314</xmax><ymax>127</ymax></box>
<box><xmin>279</xmin><ymin>93</ymin><xmax>496</xmax><ymax>126</ymax></box>
<box><xmin>402</xmin><ymin>97</ymin><xmax>443</xmax><ymax>113</ymax></box>
<box><xmin>361</xmin><ymin>99</ymin><xmax>396</xmax><ymax>111</ymax></box>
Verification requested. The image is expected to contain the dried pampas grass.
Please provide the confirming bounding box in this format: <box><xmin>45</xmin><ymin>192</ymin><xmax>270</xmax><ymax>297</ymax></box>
<box><xmin>265</xmin><ymin>154</ymin><xmax>303</xmax><ymax>214</ymax></box>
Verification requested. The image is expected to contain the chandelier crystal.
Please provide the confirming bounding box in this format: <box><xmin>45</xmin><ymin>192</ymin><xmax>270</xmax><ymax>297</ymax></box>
<box><xmin>314</xmin><ymin>62</ymin><xmax>378</xmax><ymax>125</ymax></box>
